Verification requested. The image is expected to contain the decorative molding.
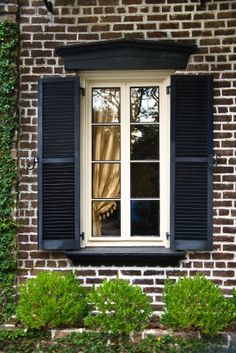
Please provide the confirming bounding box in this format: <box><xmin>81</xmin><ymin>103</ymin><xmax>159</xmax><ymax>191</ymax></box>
<box><xmin>55</xmin><ymin>39</ymin><xmax>197</xmax><ymax>71</ymax></box>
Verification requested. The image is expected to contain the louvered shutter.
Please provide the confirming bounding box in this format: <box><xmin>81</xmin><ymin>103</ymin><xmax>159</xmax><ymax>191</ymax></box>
<box><xmin>170</xmin><ymin>75</ymin><xmax>213</xmax><ymax>251</ymax></box>
<box><xmin>38</xmin><ymin>77</ymin><xmax>80</xmax><ymax>250</ymax></box>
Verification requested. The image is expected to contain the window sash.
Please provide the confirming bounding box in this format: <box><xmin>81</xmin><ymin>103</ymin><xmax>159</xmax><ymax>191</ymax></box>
<box><xmin>80</xmin><ymin>73</ymin><xmax>171</xmax><ymax>247</ymax></box>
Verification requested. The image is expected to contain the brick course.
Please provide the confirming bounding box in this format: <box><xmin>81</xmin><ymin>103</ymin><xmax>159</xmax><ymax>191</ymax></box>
<box><xmin>3</xmin><ymin>0</ymin><xmax>235</xmax><ymax>314</ymax></box>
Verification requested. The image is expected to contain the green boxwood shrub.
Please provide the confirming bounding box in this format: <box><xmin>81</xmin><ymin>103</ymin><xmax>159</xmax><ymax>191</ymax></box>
<box><xmin>84</xmin><ymin>278</ymin><xmax>152</xmax><ymax>336</ymax></box>
<box><xmin>17</xmin><ymin>271</ymin><xmax>88</xmax><ymax>329</ymax></box>
<box><xmin>161</xmin><ymin>275</ymin><xmax>234</xmax><ymax>336</ymax></box>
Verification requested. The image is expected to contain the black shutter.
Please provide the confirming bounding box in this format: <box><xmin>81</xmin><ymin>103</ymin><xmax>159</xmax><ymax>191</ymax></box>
<box><xmin>38</xmin><ymin>77</ymin><xmax>80</xmax><ymax>250</ymax></box>
<box><xmin>170</xmin><ymin>75</ymin><xmax>213</xmax><ymax>251</ymax></box>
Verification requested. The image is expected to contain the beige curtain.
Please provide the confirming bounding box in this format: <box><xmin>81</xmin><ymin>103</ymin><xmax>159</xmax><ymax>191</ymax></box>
<box><xmin>92</xmin><ymin>110</ymin><xmax>120</xmax><ymax>236</ymax></box>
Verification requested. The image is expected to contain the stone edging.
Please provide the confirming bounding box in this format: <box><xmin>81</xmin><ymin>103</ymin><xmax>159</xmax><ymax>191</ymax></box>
<box><xmin>51</xmin><ymin>327</ymin><xmax>236</xmax><ymax>350</ymax></box>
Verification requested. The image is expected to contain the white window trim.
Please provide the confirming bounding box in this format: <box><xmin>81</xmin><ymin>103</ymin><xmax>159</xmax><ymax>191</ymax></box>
<box><xmin>79</xmin><ymin>71</ymin><xmax>173</xmax><ymax>248</ymax></box>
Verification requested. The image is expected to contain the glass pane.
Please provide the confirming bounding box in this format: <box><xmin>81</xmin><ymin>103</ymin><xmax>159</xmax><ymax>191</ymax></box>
<box><xmin>92</xmin><ymin>126</ymin><xmax>120</xmax><ymax>161</ymax></box>
<box><xmin>131</xmin><ymin>200</ymin><xmax>159</xmax><ymax>236</ymax></box>
<box><xmin>92</xmin><ymin>88</ymin><xmax>120</xmax><ymax>123</ymax></box>
<box><xmin>92</xmin><ymin>201</ymin><xmax>120</xmax><ymax>237</ymax></box>
<box><xmin>131</xmin><ymin>163</ymin><xmax>159</xmax><ymax>198</ymax></box>
<box><xmin>93</xmin><ymin>163</ymin><xmax>120</xmax><ymax>198</ymax></box>
<box><xmin>130</xmin><ymin>87</ymin><xmax>159</xmax><ymax>123</ymax></box>
<box><xmin>131</xmin><ymin>125</ymin><xmax>159</xmax><ymax>160</ymax></box>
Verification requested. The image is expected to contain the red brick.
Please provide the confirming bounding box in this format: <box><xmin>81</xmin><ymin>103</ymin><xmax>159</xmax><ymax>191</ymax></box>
<box><xmin>204</xmin><ymin>21</ymin><xmax>226</xmax><ymax>28</ymax></box>
<box><xmin>159</xmin><ymin>22</ymin><xmax>179</xmax><ymax>29</ymax></box>
<box><xmin>147</xmin><ymin>32</ymin><xmax>167</xmax><ymax>38</ymax></box>
<box><xmin>147</xmin><ymin>15</ymin><xmax>167</xmax><ymax>21</ymax></box>
<box><xmin>98</xmin><ymin>270</ymin><xmax>118</xmax><ymax>276</ymax></box>
<box><xmin>86</xmin><ymin>278</ymin><xmax>103</xmax><ymax>284</ymax></box>
<box><xmin>212</xmin><ymin>253</ymin><xmax>234</xmax><ymax>260</ymax></box>
<box><xmin>91</xmin><ymin>24</ymin><xmax>110</xmax><ymax>31</ymax></box>
<box><xmin>124</xmin><ymin>15</ymin><xmax>143</xmax><ymax>22</ymax></box>
<box><xmin>143</xmin><ymin>270</ymin><xmax>164</xmax><ymax>276</ymax></box>
<box><xmin>133</xmin><ymin>279</ymin><xmax>154</xmax><ymax>285</ymax></box>
<box><xmin>101</xmin><ymin>15</ymin><xmax>121</xmax><ymax>22</ymax></box>
<box><xmin>11</xmin><ymin>0</ymin><xmax>236</xmax><ymax>307</ymax></box>
<box><xmin>105</xmin><ymin>7</ymin><xmax>116</xmax><ymax>14</ymax></box>
<box><xmin>113</xmin><ymin>24</ymin><xmax>134</xmax><ymax>31</ymax></box>
<box><xmin>122</xmin><ymin>0</ymin><xmax>142</xmax><ymax>3</ymax></box>
<box><xmin>101</xmin><ymin>32</ymin><xmax>122</xmax><ymax>39</ymax></box>
<box><xmin>213</xmin><ymin>271</ymin><xmax>235</xmax><ymax>277</ymax></box>
<box><xmin>99</xmin><ymin>0</ymin><xmax>118</xmax><ymax>4</ymax></box>
<box><xmin>79</xmin><ymin>33</ymin><xmax>99</xmax><ymax>40</ymax></box>
<box><xmin>121</xmin><ymin>270</ymin><xmax>141</xmax><ymax>276</ymax></box>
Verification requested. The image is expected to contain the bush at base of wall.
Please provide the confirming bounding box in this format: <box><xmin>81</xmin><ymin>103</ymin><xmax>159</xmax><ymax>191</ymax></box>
<box><xmin>161</xmin><ymin>275</ymin><xmax>235</xmax><ymax>336</ymax></box>
<box><xmin>0</xmin><ymin>19</ymin><xmax>18</xmax><ymax>324</ymax></box>
<box><xmin>17</xmin><ymin>272</ymin><xmax>88</xmax><ymax>329</ymax></box>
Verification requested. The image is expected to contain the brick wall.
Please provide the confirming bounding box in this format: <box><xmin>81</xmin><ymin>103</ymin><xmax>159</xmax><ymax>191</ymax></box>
<box><xmin>0</xmin><ymin>0</ymin><xmax>19</xmax><ymax>21</ymax></box>
<box><xmin>17</xmin><ymin>0</ymin><xmax>236</xmax><ymax>314</ymax></box>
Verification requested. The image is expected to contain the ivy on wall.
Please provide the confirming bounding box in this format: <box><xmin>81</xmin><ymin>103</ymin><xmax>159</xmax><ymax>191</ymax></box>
<box><xmin>0</xmin><ymin>20</ymin><xmax>19</xmax><ymax>323</ymax></box>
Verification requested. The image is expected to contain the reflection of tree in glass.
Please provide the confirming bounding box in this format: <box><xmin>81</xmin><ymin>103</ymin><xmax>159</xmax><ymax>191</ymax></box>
<box><xmin>131</xmin><ymin>87</ymin><xmax>159</xmax><ymax>123</ymax></box>
<box><xmin>131</xmin><ymin>125</ymin><xmax>159</xmax><ymax>160</ymax></box>
<box><xmin>131</xmin><ymin>163</ymin><xmax>159</xmax><ymax>198</ymax></box>
<box><xmin>92</xmin><ymin>88</ymin><xmax>120</xmax><ymax>123</ymax></box>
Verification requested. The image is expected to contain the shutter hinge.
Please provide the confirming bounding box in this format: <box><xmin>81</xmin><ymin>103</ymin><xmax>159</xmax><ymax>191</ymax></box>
<box><xmin>213</xmin><ymin>153</ymin><xmax>219</xmax><ymax>167</ymax></box>
<box><xmin>166</xmin><ymin>232</ymin><xmax>171</xmax><ymax>240</ymax></box>
<box><xmin>26</xmin><ymin>155</ymin><xmax>38</xmax><ymax>170</ymax></box>
<box><xmin>166</xmin><ymin>86</ymin><xmax>171</xmax><ymax>95</ymax></box>
<box><xmin>80</xmin><ymin>232</ymin><xmax>85</xmax><ymax>240</ymax></box>
<box><xmin>80</xmin><ymin>87</ymin><xmax>85</xmax><ymax>96</ymax></box>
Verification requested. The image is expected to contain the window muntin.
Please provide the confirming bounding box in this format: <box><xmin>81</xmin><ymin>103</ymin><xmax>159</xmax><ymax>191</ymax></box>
<box><xmin>81</xmin><ymin>73</ymin><xmax>170</xmax><ymax>247</ymax></box>
<box><xmin>91</xmin><ymin>87</ymin><xmax>121</xmax><ymax>237</ymax></box>
<box><xmin>91</xmin><ymin>84</ymin><xmax>161</xmax><ymax>239</ymax></box>
<box><xmin>130</xmin><ymin>87</ymin><xmax>160</xmax><ymax>237</ymax></box>
<box><xmin>92</xmin><ymin>85</ymin><xmax>159</xmax><ymax>238</ymax></box>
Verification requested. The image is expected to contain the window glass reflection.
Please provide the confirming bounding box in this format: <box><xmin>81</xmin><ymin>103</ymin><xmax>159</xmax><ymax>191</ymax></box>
<box><xmin>130</xmin><ymin>87</ymin><xmax>159</xmax><ymax>123</ymax></box>
<box><xmin>93</xmin><ymin>201</ymin><xmax>120</xmax><ymax>237</ymax></box>
<box><xmin>131</xmin><ymin>200</ymin><xmax>159</xmax><ymax>236</ymax></box>
<box><xmin>131</xmin><ymin>162</ymin><xmax>159</xmax><ymax>198</ymax></box>
<box><xmin>131</xmin><ymin>125</ymin><xmax>159</xmax><ymax>160</ymax></box>
<box><xmin>92</xmin><ymin>88</ymin><xmax>120</xmax><ymax>123</ymax></box>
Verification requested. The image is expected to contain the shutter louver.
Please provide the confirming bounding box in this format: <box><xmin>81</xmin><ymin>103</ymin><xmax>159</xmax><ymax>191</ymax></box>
<box><xmin>170</xmin><ymin>75</ymin><xmax>213</xmax><ymax>251</ymax></box>
<box><xmin>38</xmin><ymin>77</ymin><xmax>80</xmax><ymax>250</ymax></box>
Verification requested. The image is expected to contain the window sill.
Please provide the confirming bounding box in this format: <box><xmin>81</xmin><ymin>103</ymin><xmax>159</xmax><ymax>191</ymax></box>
<box><xmin>65</xmin><ymin>247</ymin><xmax>185</xmax><ymax>266</ymax></box>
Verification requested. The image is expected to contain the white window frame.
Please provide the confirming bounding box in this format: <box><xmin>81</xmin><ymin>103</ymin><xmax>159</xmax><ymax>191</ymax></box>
<box><xmin>79</xmin><ymin>71</ymin><xmax>173</xmax><ymax>248</ymax></box>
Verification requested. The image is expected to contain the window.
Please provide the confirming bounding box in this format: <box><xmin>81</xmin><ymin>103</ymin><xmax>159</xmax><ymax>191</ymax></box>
<box><xmin>80</xmin><ymin>72</ymin><xmax>170</xmax><ymax>247</ymax></box>
<box><xmin>37</xmin><ymin>39</ymin><xmax>213</xmax><ymax>264</ymax></box>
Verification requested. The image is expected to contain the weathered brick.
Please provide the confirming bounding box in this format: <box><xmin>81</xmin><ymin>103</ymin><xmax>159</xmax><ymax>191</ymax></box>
<box><xmin>13</xmin><ymin>0</ymin><xmax>236</xmax><ymax>312</ymax></box>
<box><xmin>122</xmin><ymin>0</ymin><xmax>142</xmax><ymax>4</ymax></box>
<box><xmin>113</xmin><ymin>24</ymin><xmax>134</xmax><ymax>31</ymax></box>
<box><xmin>98</xmin><ymin>270</ymin><xmax>118</xmax><ymax>276</ymax></box>
<box><xmin>159</xmin><ymin>22</ymin><xmax>179</xmax><ymax>29</ymax></box>
<box><xmin>124</xmin><ymin>15</ymin><xmax>143</xmax><ymax>22</ymax></box>
<box><xmin>101</xmin><ymin>15</ymin><xmax>121</xmax><ymax>22</ymax></box>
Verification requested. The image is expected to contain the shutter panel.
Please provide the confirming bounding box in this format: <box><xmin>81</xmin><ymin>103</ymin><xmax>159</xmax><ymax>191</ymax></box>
<box><xmin>38</xmin><ymin>77</ymin><xmax>80</xmax><ymax>250</ymax></box>
<box><xmin>170</xmin><ymin>75</ymin><xmax>213</xmax><ymax>251</ymax></box>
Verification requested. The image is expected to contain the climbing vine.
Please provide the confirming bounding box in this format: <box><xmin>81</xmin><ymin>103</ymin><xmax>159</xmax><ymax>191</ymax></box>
<box><xmin>0</xmin><ymin>20</ymin><xmax>19</xmax><ymax>323</ymax></box>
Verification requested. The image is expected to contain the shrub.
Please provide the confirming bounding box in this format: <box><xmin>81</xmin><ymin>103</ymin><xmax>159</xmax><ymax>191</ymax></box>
<box><xmin>161</xmin><ymin>275</ymin><xmax>234</xmax><ymax>336</ymax></box>
<box><xmin>17</xmin><ymin>271</ymin><xmax>88</xmax><ymax>329</ymax></box>
<box><xmin>84</xmin><ymin>278</ymin><xmax>152</xmax><ymax>336</ymax></box>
